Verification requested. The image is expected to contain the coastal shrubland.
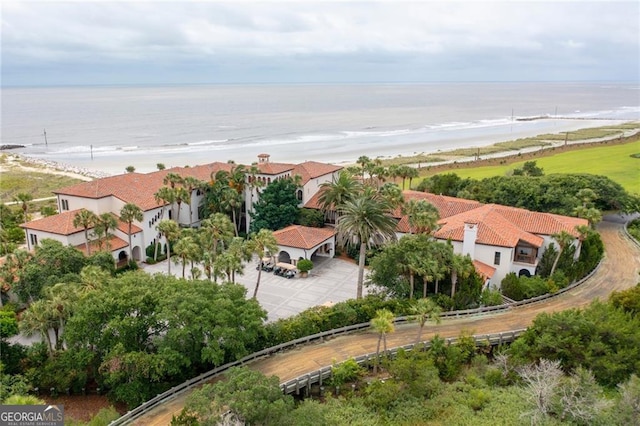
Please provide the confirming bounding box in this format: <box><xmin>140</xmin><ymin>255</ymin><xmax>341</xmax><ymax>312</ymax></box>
<box><xmin>174</xmin><ymin>284</ymin><xmax>640</xmax><ymax>425</ymax></box>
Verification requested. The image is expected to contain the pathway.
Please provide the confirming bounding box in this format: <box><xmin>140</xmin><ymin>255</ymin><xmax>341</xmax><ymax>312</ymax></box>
<box><xmin>133</xmin><ymin>216</ymin><xmax>640</xmax><ymax>425</ymax></box>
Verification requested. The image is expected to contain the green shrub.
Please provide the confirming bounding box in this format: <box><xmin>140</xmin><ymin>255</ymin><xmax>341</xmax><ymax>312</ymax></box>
<box><xmin>330</xmin><ymin>358</ymin><xmax>365</xmax><ymax>387</ymax></box>
<box><xmin>297</xmin><ymin>259</ymin><xmax>314</xmax><ymax>273</ymax></box>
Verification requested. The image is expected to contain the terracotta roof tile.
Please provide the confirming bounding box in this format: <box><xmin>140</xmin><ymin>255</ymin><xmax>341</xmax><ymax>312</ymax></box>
<box><xmin>304</xmin><ymin>188</ymin><xmax>327</xmax><ymax>210</ymax></box>
<box><xmin>21</xmin><ymin>210</ymin><xmax>142</xmax><ymax>236</ymax></box>
<box><xmin>273</xmin><ymin>225</ymin><xmax>336</xmax><ymax>249</ymax></box>
<box><xmin>400</xmin><ymin>191</ymin><xmax>483</xmax><ymax>219</ymax></box>
<box><xmin>473</xmin><ymin>260</ymin><xmax>496</xmax><ymax>280</ymax></box>
<box><xmin>491</xmin><ymin>205</ymin><xmax>588</xmax><ymax>236</ymax></box>
<box><xmin>291</xmin><ymin>161</ymin><xmax>342</xmax><ymax>185</ymax></box>
<box><xmin>20</xmin><ymin>210</ymin><xmax>85</xmax><ymax>236</ymax></box>
<box><xmin>255</xmin><ymin>162</ymin><xmax>297</xmax><ymax>175</ymax></box>
<box><xmin>75</xmin><ymin>235</ymin><xmax>129</xmax><ymax>255</ymax></box>
<box><xmin>434</xmin><ymin>204</ymin><xmax>544</xmax><ymax>248</ymax></box>
<box><xmin>55</xmin><ymin>163</ymin><xmax>233</xmax><ymax>211</ymax></box>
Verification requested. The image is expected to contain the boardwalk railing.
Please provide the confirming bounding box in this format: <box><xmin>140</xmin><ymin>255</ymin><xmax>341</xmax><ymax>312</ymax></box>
<box><xmin>279</xmin><ymin>329</ymin><xmax>527</xmax><ymax>395</ymax></box>
<box><xmin>110</xmin><ymin>258</ymin><xmax>604</xmax><ymax>425</ymax></box>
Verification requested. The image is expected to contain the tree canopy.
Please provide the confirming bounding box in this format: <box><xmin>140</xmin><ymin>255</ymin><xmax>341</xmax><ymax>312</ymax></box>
<box><xmin>249</xmin><ymin>177</ymin><xmax>301</xmax><ymax>233</ymax></box>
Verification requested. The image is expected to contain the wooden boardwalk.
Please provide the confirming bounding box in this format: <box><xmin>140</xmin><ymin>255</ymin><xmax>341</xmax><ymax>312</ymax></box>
<box><xmin>134</xmin><ymin>218</ymin><xmax>640</xmax><ymax>425</ymax></box>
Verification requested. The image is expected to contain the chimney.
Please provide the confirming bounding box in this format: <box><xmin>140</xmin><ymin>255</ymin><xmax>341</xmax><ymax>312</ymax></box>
<box><xmin>462</xmin><ymin>222</ymin><xmax>478</xmax><ymax>258</ymax></box>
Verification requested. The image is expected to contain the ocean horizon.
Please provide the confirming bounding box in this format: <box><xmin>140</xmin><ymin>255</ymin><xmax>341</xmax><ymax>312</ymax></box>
<box><xmin>2</xmin><ymin>81</ymin><xmax>638</xmax><ymax>175</ymax></box>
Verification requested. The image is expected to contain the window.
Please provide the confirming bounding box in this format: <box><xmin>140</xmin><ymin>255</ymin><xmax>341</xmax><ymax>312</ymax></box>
<box><xmin>30</xmin><ymin>234</ymin><xmax>38</xmax><ymax>246</ymax></box>
<box><xmin>61</xmin><ymin>199</ymin><xmax>69</xmax><ymax>211</ymax></box>
<box><xmin>494</xmin><ymin>252</ymin><xmax>501</xmax><ymax>265</ymax></box>
<box><xmin>296</xmin><ymin>189</ymin><xmax>303</xmax><ymax>202</ymax></box>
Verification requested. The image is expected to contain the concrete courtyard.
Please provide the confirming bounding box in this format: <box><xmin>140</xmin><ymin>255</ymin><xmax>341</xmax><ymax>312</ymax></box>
<box><xmin>142</xmin><ymin>256</ymin><xmax>364</xmax><ymax>322</ymax></box>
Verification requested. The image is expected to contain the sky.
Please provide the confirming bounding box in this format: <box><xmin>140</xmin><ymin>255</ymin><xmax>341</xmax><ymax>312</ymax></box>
<box><xmin>1</xmin><ymin>0</ymin><xmax>639</xmax><ymax>86</ymax></box>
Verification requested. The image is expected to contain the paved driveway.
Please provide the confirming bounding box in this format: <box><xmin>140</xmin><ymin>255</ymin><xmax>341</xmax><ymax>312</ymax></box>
<box><xmin>142</xmin><ymin>256</ymin><xmax>363</xmax><ymax>322</ymax></box>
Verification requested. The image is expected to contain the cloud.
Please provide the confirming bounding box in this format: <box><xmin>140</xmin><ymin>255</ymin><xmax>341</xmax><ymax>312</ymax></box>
<box><xmin>1</xmin><ymin>1</ymin><xmax>638</xmax><ymax>85</ymax></box>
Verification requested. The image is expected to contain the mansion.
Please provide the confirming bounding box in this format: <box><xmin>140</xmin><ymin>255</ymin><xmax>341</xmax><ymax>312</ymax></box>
<box><xmin>21</xmin><ymin>155</ymin><xmax>588</xmax><ymax>287</ymax></box>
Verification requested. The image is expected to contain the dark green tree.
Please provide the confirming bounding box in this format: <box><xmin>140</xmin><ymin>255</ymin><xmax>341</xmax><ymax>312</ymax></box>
<box><xmin>14</xmin><ymin>239</ymin><xmax>85</xmax><ymax>302</ymax></box>
<box><xmin>249</xmin><ymin>177</ymin><xmax>300</xmax><ymax>233</ymax></box>
<box><xmin>183</xmin><ymin>366</ymin><xmax>294</xmax><ymax>425</ymax></box>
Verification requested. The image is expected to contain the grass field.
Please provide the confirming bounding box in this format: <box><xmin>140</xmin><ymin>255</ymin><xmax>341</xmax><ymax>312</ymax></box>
<box><xmin>0</xmin><ymin>170</ymin><xmax>82</xmax><ymax>202</ymax></box>
<box><xmin>429</xmin><ymin>140</ymin><xmax>640</xmax><ymax>195</ymax></box>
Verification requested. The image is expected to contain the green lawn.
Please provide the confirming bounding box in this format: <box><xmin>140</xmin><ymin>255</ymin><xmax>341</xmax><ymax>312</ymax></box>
<box><xmin>442</xmin><ymin>140</ymin><xmax>640</xmax><ymax>195</ymax></box>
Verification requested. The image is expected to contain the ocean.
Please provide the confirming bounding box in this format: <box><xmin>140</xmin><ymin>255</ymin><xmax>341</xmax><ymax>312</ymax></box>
<box><xmin>2</xmin><ymin>82</ymin><xmax>638</xmax><ymax>175</ymax></box>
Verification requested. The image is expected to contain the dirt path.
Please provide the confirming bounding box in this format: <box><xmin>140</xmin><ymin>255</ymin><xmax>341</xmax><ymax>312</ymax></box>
<box><xmin>133</xmin><ymin>217</ymin><xmax>640</xmax><ymax>425</ymax></box>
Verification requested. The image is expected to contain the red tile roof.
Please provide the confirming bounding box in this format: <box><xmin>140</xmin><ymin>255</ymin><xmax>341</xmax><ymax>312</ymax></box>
<box><xmin>291</xmin><ymin>161</ymin><xmax>342</xmax><ymax>185</ymax></box>
<box><xmin>394</xmin><ymin>191</ymin><xmax>483</xmax><ymax>233</ymax></box>
<box><xmin>491</xmin><ymin>205</ymin><xmax>588</xmax><ymax>237</ymax></box>
<box><xmin>20</xmin><ymin>210</ymin><xmax>85</xmax><ymax>236</ymax></box>
<box><xmin>473</xmin><ymin>260</ymin><xmax>496</xmax><ymax>280</ymax></box>
<box><xmin>21</xmin><ymin>210</ymin><xmax>142</xmax><ymax>236</ymax></box>
<box><xmin>75</xmin><ymin>235</ymin><xmax>129</xmax><ymax>255</ymax></box>
<box><xmin>434</xmin><ymin>204</ymin><xmax>544</xmax><ymax>248</ymax></box>
<box><xmin>401</xmin><ymin>190</ymin><xmax>483</xmax><ymax>219</ymax></box>
<box><xmin>255</xmin><ymin>162</ymin><xmax>297</xmax><ymax>175</ymax></box>
<box><xmin>273</xmin><ymin>225</ymin><xmax>336</xmax><ymax>249</ymax></box>
<box><xmin>55</xmin><ymin>163</ymin><xmax>233</xmax><ymax>211</ymax></box>
<box><xmin>304</xmin><ymin>188</ymin><xmax>328</xmax><ymax>210</ymax></box>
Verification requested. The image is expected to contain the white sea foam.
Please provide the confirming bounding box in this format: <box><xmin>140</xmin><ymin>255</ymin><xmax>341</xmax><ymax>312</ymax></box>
<box><xmin>3</xmin><ymin>82</ymin><xmax>638</xmax><ymax>174</ymax></box>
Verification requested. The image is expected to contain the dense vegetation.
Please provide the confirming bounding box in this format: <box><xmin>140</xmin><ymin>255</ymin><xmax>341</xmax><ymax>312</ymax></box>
<box><xmin>628</xmin><ymin>218</ymin><xmax>640</xmax><ymax>243</ymax></box>
<box><xmin>418</xmin><ymin>170</ymin><xmax>638</xmax><ymax>215</ymax></box>
<box><xmin>2</xmin><ymin>146</ymin><xmax>636</xmax><ymax>424</ymax></box>
<box><xmin>171</xmin><ymin>285</ymin><xmax>640</xmax><ymax>425</ymax></box>
<box><xmin>1</xmin><ymin>250</ymin><xmax>267</xmax><ymax>408</ymax></box>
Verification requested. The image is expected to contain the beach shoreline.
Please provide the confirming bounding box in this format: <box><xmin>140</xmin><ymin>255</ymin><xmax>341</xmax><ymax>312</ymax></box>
<box><xmin>3</xmin><ymin>124</ymin><xmax>638</xmax><ymax>181</ymax></box>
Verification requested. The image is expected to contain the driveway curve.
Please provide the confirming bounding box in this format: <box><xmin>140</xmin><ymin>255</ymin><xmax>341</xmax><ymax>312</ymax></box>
<box><xmin>133</xmin><ymin>216</ymin><xmax>640</xmax><ymax>425</ymax></box>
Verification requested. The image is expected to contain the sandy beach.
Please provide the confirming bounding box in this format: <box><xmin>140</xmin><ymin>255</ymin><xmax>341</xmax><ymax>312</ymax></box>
<box><xmin>3</xmin><ymin>123</ymin><xmax>638</xmax><ymax>181</ymax></box>
<box><xmin>7</xmin><ymin>119</ymin><xmax>637</xmax><ymax>178</ymax></box>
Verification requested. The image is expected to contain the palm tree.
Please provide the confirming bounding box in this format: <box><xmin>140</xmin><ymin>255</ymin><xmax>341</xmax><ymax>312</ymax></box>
<box><xmin>450</xmin><ymin>253</ymin><xmax>475</xmax><ymax>300</ymax></box>
<box><xmin>182</xmin><ymin>176</ymin><xmax>202</xmax><ymax>225</ymax></box>
<box><xmin>213</xmin><ymin>237</ymin><xmax>249</xmax><ymax>283</ymax></box>
<box><xmin>154</xmin><ymin>186</ymin><xmax>176</xmax><ymax>220</ymax></box>
<box><xmin>318</xmin><ymin>170</ymin><xmax>362</xmax><ymax>223</ymax></box>
<box><xmin>77</xmin><ymin>265</ymin><xmax>110</xmax><ymax>296</ymax></box>
<box><xmin>410</xmin><ymin>298</ymin><xmax>441</xmax><ymax>345</ymax></box>
<box><xmin>173</xmin><ymin>236</ymin><xmax>199</xmax><ymax>279</ymax></box>
<box><xmin>388</xmin><ymin>164</ymin><xmax>400</xmax><ymax>184</ymax></box>
<box><xmin>163</xmin><ymin>172</ymin><xmax>183</xmax><ymax>189</ymax></box>
<box><xmin>379</xmin><ymin>183</ymin><xmax>404</xmax><ymax>210</ymax></box>
<box><xmin>357</xmin><ymin>155</ymin><xmax>371</xmax><ymax>182</ymax></box>
<box><xmin>371</xmin><ymin>309</ymin><xmax>395</xmax><ymax>374</ymax></box>
<box><xmin>43</xmin><ymin>283</ymin><xmax>77</xmax><ymax>350</ymax></box>
<box><xmin>157</xmin><ymin>219</ymin><xmax>181</xmax><ymax>275</ymax></box>
<box><xmin>573</xmin><ymin>188</ymin><xmax>602</xmax><ymax>229</ymax></box>
<box><xmin>406</xmin><ymin>167</ymin><xmax>419</xmax><ymax>189</ymax></box>
<box><xmin>549</xmin><ymin>230</ymin><xmax>575</xmax><ymax>276</ymax></box>
<box><xmin>95</xmin><ymin>213</ymin><xmax>118</xmax><ymax>251</ymax></box>
<box><xmin>19</xmin><ymin>300</ymin><xmax>55</xmax><ymax>354</ymax></box>
<box><xmin>336</xmin><ymin>194</ymin><xmax>398</xmax><ymax>299</ymax></box>
<box><xmin>73</xmin><ymin>209</ymin><xmax>98</xmax><ymax>255</ymax></box>
<box><xmin>220</xmin><ymin>187</ymin><xmax>243</xmax><ymax>236</ymax></box>
<box><xmin>229</xmin><ymin>164</ymin><xmax>247</xmax><ymax>193</ymax></box>
<box><xmin>13</xmin><ymin>193</ymin><xmax>33</xmax><ymax>224</ymax></box>
<box><xmin>248</xmin><ymin>229</ymin><xmax>278</xmax><ymax>299</ymax></box>
<box><xmin>120</xmin><ymin>203</ymin><xmax>143</xmax><ymax>262</ymax></box>
<box><xmin>173</xmin><ymin>186</ymin><xmax>190</xmax><ymax>224</ymax></box>
<box><xmin>199</xmin><ymin>213</ymin><xmax>235</xmax><ymax>281</ymax></box>
<box><xmin>402</xmin><ymin>199</ymin><xmax>440</xmax><ymax>235</ymax></box>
